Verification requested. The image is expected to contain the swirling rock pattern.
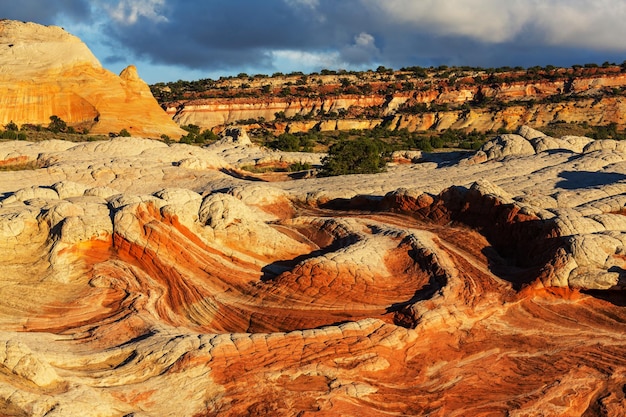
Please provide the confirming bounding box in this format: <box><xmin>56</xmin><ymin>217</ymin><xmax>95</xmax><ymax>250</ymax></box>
<box><xmin>1</xmin><ymin>133</ymin><xmax>626</xmax><ymax>416</ymax></box>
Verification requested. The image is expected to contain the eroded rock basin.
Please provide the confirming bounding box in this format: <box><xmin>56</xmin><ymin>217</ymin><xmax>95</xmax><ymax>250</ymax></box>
<box><xmin>1</xmin><ymin>137</ymin><xmax>626</xmax><ymax>416</ymax></box>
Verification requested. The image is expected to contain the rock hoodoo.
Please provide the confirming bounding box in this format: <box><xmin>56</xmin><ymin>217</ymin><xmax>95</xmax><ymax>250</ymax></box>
<box><xmin>0</xmin><ymin>20</ymin><xmax>184</xmax><ymax>138</ymax></box>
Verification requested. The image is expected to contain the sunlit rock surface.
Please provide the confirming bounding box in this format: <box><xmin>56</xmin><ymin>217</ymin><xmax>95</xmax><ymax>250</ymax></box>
<box><xmin>0</xmin><ymin>20</ymin><xmax>184</xmax><ymax>138</ymax></box>
<box><xmin>1</xmin><ymin>131</ymin><xmax>626</xmax><ymax>416</ymax></box>
<box><xmin>162</xmin><ymin>67</ymin><xmax>626</xmax><ymax>134</ymax></box>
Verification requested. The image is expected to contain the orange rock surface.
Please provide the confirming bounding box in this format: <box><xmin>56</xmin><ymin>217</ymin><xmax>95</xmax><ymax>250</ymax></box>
<box><xmin>0</xmin><ymin>20</ymin><xmax>184</xmax><ymax>138</ymax></box>
<box><xmin>1</xmin><ymin>132</ymin><xmax>626</xmax><ymax>415</ymax></box>
<box><xmin>162</xmin><ymin>67</ymin><xmax>626</xmax><ymax>133</ymax></box>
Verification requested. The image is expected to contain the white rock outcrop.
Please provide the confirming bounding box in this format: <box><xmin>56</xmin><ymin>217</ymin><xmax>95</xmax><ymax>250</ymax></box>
<box><xmin>477</xmin><ymin>134</ymin><xmax>536</xmax><ymax>161</ymax></box>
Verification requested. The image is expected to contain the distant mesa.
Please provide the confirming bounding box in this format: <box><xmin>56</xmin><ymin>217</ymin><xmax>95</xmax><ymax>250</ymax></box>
<box><xmin>0</xmin><ymin>20</ymin><xmax>184</xmax><ymax>138</ymax></box>
<box><xmin>156</xmin><ymin>60</ymin><xmax>626</xmax><ymax>136</ymax></box>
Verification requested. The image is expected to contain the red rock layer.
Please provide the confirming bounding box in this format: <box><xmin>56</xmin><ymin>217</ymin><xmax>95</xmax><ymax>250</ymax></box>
<box><xmin>3</xmin><ymin>184</ymin><xmax>626</xmax><ymax>416</ymax></box>
<box><xmin>162</xmin><ymin>69</ymin><xmax>626</xmax><ymax>133</ymax></box>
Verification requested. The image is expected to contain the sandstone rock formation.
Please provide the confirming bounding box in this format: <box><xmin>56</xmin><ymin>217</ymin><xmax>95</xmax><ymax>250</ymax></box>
<box><xmin>0</xmin><ymin>20</ymin><xmax>184</xmax><ymax>138</ymax></box>
<box><xmin>1</xmin><ymin>132</ymin><xmax>626</xmax><ymax>416</ymax></box>
<box><xmin>157</xmin><ymin>65</ymin><xmax>626</xmax><ymax>134</ymax></box>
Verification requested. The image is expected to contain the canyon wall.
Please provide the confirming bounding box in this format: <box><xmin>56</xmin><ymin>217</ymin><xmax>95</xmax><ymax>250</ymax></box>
<box><xmin>161</xmin><ymin>68</ymin><xmax>626</xmax><ymax>134</ymax></box>
<box><xmin>170</xmin><ymin>95</ymin><xmax>626</xmax><ymax>133</ymax></box>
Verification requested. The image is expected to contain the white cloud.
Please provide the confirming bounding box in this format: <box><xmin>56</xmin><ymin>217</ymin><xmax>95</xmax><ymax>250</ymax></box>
<box><xmin>361</xmin><ymin>0</ymin><xmax>626</xmax><ymax>51</ymax></box>
<box><xmin>341</xmin><ymin>32</ymin><xmax>381</xmax><ymax>65</ymax></box>
<box><xmin>283</xmin><ymin>0</ymin><xmax>325</xmax><ymax>23</ymax></box>
<box><xmin>271</xmin><ymin>35</ymin><xmax>382</xmax><ymax>73</ymax></box>
<box><xmin>283</xmin><ymin>0</ymin><xmax>320</xmax><ymax>10</ymax></box>
<box><xmin>354</xmin><ymin>32</ymin><xmax>375</xmax><ymax>48</ymax></box>
<box><xmin>106</xmin><ymin>0</ymin><xmax>167</xmax><ymax>25</ymax></box>
<box><xmin>530</xmin><ymin>0</ymin><xmax>626</xmax><ymax>50</ymax></box>
<box><xmin>271</xmin><ymin>49</ymin><xmax>343</xmax><ymax>72</ymax></box>
<box><xmin>361</xmin><ymin>0</ymin><xmax>528</xmax><ymax>42</ymax></box>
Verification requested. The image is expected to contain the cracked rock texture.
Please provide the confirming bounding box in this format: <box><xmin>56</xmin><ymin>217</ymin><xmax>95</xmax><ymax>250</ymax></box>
<box><xmin>1</xmin><ymin>130</ymin><xmax>626</xmax><ymax>416</ymax></box>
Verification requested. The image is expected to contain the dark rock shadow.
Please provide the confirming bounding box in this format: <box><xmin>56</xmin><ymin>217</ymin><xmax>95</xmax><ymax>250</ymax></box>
<box><xmin>583</xmin><ymin>266</ymin><xmax>626</xmax><ymax>306</ymax></box>
<box><xmin>260</xmin><ymin>247</ymin><xmax>331</xmax><ymax>282</ymax></box>
<box><xmin>419</xmin><ymin>150</ymin><xmax>473</xmax><ymax>167</ymax></box>
<box><xmin>556</xmin><ymin>171</ymin><xmax>626</xmax><ymax>190</ymax></box>
<box><xmin>385</xmin><ymin>273</ymin><xmax>447</xmax><ymax>314</ymax></box>
<box><xmin>260</xmin><ymin>233</ymin><xmax>359</xmax><ymax>282</ymax></box>
<box><xmin>219</xmin><ymin>168</ymin><xmax>267</xmax><ymax>182</ymax></box>
<box><xmin>484</xmin><ymin>246</ymin><xmax>546</xmax><ymax>290</ymax></box>
<box><xmin>582</xmin><ymin>290</ymin><xmax>626</xmax><ymax>306</ymax></box>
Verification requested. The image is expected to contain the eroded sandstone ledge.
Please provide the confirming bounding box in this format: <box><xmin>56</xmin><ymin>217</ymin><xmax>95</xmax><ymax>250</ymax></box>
<box><xmin>157</xmin><ymin>64</ymin><xmax>626</xmax><ymax>134</ymax></box>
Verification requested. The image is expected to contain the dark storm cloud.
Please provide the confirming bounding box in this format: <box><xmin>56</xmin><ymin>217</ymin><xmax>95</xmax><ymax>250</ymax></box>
<box><xmin>99</xmin><ymin>0</ymin><xmax>626</xmax><ymax>76</ymax></box>
<box><xmin>2</xmin><ymin>0</ymin><xmax>626</xmax><ymax>81</ymax></box>
<box><xmin>0</xmin><ymin>0</ymin><xmax>91</xmax><ymax>25</ymax></box>
<box><xmin>100</xmin><ymin>0</ymin><xmax>383</xmax><ymax>71</ymax></box>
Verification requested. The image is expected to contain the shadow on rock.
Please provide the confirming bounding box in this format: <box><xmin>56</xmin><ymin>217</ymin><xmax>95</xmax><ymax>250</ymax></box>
<box><xmin>556</xmin><ymin>171</ymin><xmax>626</xmax><ymax>190</ymax></box>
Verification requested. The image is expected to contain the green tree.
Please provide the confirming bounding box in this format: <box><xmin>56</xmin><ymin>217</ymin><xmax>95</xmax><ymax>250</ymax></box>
<box><xmin>5</xmin><ymin>121</ymin><xmax>18</xmax><ymax>131</ymax></box>
<box><xmin>181</xmin><ymin>124</ymin><xmax>201</xmax><ymax>135</ymax></box>
<box><xmin>48</xmin><ymin>115</ymin><xmax>67</xmax><ymax>133</ymax></box>
<box><xmin>118</xmin><ymin>128</ymin><xmax>131</xmax><ymax>137</ymax></box>
<box><xmin>270</xmin><ymin>133</ymin><xmax>301</xmax><ymax>151</ymax></box>
<box><xmin>195</xmin><ymin>129</ymin><xmax>218</xmax><ymax>144</ymax></box>
<box><xmin>320</xmin><ymin>138</ymin><xmax>387</xmax><ymax>176</ymax></box>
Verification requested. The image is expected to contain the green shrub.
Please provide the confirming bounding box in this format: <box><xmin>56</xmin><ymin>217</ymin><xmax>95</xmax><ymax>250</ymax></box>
<box><xmin>178</xmin><ymin>128</ymin><xmax>217</xmax><ymax>145</ymax></box>
<box><xmin>180</xmin><ymin>134</ymin><xmax>194</xmax><ymax>144</ymax></box>
<box><xmin>0</xmin><ymin>130</ymin><xmax>17</xmax><ymax>139</ymax></box>
<box><xmin>289</xmin><ymin>162</ymin><xmax>312</xmax><ymax>172</ymax></box>
<box><xmin>589</xmin><ymin>122</ymin><xmax>625</xmax><ymax>140</ymax></box>
<box><xmin>5</xmin><ymin>121</ymin><xmax>18</xmax><ymax>131</ymax></box>
<box><xmin>430</xmin><ymin>136</ymin><xmax>445</xmax><ymax>149</ymax></box>
<box><xmin>181</xmin><ymin>124</ymin><xmax>201</xmax><ymax>135</ymax></box>
<box><xmin>48</xmin><ymin>115</ymin><xmax>67</xmax><ymax>133</ymax></box>
<box><xmin>118</xmin><ymin>128</ymin><xmax>131</xmax><ymax>137</ymax></box>
<box><xmin>415</xmin><ymin>138</ymin><xmax>433</xmax><ymax>152</ymax></box>
<box><xmin>270</xmin><ymin>133</ymin><xmax>301</xmax><ymax>151</ymax></box>
<box><xmin>194</xmin><ymin>129</ymin><xmax>218</xmax><ymax>144</ymax></box>
<box><xmin>320</xmin><ymin>137</ymin><xmax>387</xmax><ymax>176</ymax></box>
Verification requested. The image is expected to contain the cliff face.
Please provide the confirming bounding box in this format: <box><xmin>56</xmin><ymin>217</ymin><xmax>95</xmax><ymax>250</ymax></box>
<box><xmin>158</xmin><ymin>66</ymin><xmax>626</xmax><ymax>134</ymax></box>
<box><xmin>0</xmin><ymin>20</ymin><xmax>184</xmax><ymax>138</ymax></box>
<box><xmin>390</xmin><ymin>96</ymin><xmax>626</xmax><ymax>132</ymax></box>
<box><xmin>167</xmin><ymin>95</ymin><xmax>389</xmax><ymax>131</ymax></box>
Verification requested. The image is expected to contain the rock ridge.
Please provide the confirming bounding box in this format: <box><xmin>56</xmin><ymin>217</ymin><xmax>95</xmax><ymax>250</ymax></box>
<box><xmin>155</xmin><ymin>65</ymin><xmax>626</xmax><ymax>135</ymax></box>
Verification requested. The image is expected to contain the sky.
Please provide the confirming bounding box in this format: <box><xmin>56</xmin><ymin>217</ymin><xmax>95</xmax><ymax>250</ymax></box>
<box><xmin>2</xmin><ymin>0</ymin><xmax>626</xmax><ymax>84</ymax></box>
